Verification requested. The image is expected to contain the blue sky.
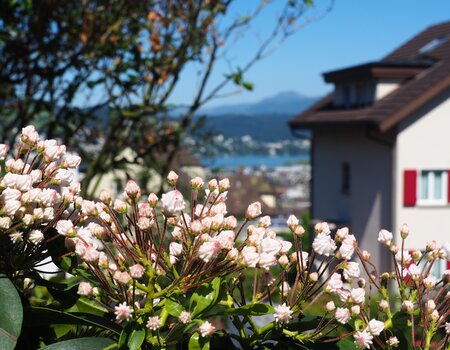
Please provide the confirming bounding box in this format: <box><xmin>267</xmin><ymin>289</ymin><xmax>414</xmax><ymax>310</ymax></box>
<box><xmin>169</xmin><ymin>0</ymin><xmax>450</xmax><ymax>107</ymax></box>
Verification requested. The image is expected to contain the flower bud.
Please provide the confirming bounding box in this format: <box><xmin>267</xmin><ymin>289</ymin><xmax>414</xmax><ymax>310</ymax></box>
<box><xmin>402</xmin><ymin>300</ymin><xmax>414</xmax><ymax>314</ymax></box>
<box><xmin>400</xmin><ymin>224</ymin><xmax>409</xmax><ymax>239</ymax></box>
<box><xmin>167</xmin><ymin>171</ymin><xmax>178</xmax><ymax>186</ymax></box>
<box><xmin>223</xmin><ymin>216</ymin><xmax>237</xmax><ymax>230</ymax></box>
<box><xmin>390</xmin><ymin>244</ymin><xmax>399</xmax><ymax>254</ymax></box>
<box><xmin>379</xmin><ymin>299</ymin><xmax>389</xmax><ymax>310</ymax></box>
<box><xmin>294</xmin><ymin>225</ymin><xmax>305</xmax><ymax>237</ymax></box>
<box><xmin>218</xmin><ymin>178</ymin><xmax>230</xmax><ymax>192</ymax></box>
<box><xmin>245</xmin><ymin>202</ymin><xmax>262</xmax><ymax>220</ymax></box>
<box><xmin>287</xmin><ymin>215</ymin><xmax>299</xmax><ymax>231</ymax></box>
<box><xmin>335</xmin><ymin>227</ymin><xmax>349</xmax><ymax>242</ymax></box>
<box><xmin>0</xmin><ymin>144</ymin><xmax>9</xmax><ymax>160</ymax></box>
<box><xmin>190</xmin><ymin>176</ymin><xmax>204</xmax><ymax>190</ymax></box>
<box><xmin>258</xmin><ymin>215</ymin><xmax>271</xmax><ymax>228</ymax></box>
<box><xmin>351</xmin><ymin>305</ymin><xmax>360</xmax><ymax>315</ymax></box>
<box><xmin>124</xmin><ymin>180</ymin><xmax>141</xmax><ymax>200</ymax></box>
<box><xmin>147</xmin><ymin>193</ymin><xmax>158</xmax><ymax>207</ymax></box>
<box><xmin>130</xmin><ymin>264</ymin><xmax>145</xmax><ymax>279</ymax></box>
<box><xmin>426</xmin><ymin>240</ymin><xmax>436</xmax><ymax>252</ymax></box>
<box><xmin>326</xmin><ymin>301</ymin><xmax>335</xmax><ymax>312</ymax></box>
<box><xmin>112</xmin><ymin>199</ymin><xmax>127</xmax><ymax>214</ymax></box>
<box><xmin>99</xmin><ymin>189</ymin><xmax>111</xmax><ymax>205</ymax></box>
<box><xmin>208</xmin><ymin>179</ymin><xmax>218</xmax><ymax>191</ymax></box>
<box><xmin>278</xmin><ymin>254</ymin><xmax>289</xmax><ymax>269</ymax></box>
<box><xmin>309</xmin><ymin>272</ymin><xmax>319</xmax><ymax>282</ymax></box>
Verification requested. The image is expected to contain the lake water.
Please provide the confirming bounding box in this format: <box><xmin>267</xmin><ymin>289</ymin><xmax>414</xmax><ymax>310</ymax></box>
<box><xmin>202</xmin><ymin>154</ymin><xmax>309</xmax><ymax>169</ymax></box>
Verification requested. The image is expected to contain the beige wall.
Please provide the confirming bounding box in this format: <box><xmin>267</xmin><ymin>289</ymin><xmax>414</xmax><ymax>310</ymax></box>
<box><xmin>375</xmin><ymin>79</ymin><xmax>401</xmax><ymax>100</ymax></box>
<box><xmin>394</xmin><ymin>88</ymin><xmax>450</xmax><ymax>249</ymax></box>
<box><xmin>312</xmin><ymin>127</ymin><xmax>393</xmax><ymax>271</ymax></box>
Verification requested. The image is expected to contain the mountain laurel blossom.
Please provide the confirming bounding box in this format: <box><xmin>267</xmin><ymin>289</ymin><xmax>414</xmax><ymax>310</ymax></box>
<box><xmin>274</xmin><ymin>303</ymin><xmax>293</xmax><ymax>324</ymax></box>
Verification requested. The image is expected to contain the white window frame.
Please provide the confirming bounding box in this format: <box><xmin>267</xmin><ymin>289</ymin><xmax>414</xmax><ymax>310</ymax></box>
<box><xmin>417</xmin><ymin>170</ymin><xmax>447</xmax><ymax>206</ymax></box>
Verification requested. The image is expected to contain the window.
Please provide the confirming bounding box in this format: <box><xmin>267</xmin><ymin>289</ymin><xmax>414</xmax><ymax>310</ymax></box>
<box><xmin>341</xmin><ymin>162</ymin><xmax>350</xmax><ymax>195</ymax></box>
<box><xmin>418</xmin><ymin>35</ymin><xmax>449</xmax><ymax>54</ymax></box>
<box><xmin>418</xmin><ymin>170</ymin><xmax>447</xmax><ymax>205</ymax></box>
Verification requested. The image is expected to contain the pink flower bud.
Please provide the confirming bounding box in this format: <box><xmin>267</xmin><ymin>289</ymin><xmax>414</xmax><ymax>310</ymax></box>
<box><xmin>423</xmin><ymin>275</ymin><xmax>437</xmax><ymax>289</ymax></box>
<box><xmin>223</xmin><ymin>216</ymin><xmax>237</xmax><ymax>230</ymax></box>
<box><xmin>56</xmin><ymin>220</ymin><xmax>75</xmax><ymax>236</ymax></box>
<box><xmin>179</xmin><ymin>311</ymin><xmax>192</xmax><ymax>324</ymax></box>
<box><xmin>286</xmin><ymin>215</ymin><xmax>299</xmax><ymax>231</ymax></box>
<box><xmin>326</xmin><ymin>301</ymin><xmax>335</xmax><ymax>312</ymax></box>
<box><xmin>167</xmin><ymin>171</ymin><xmax>179</xmax><ymax>186</ymax></box>
<box><xmin>161</xmin><ymin>190</ymin><xmax>185</xmax><ymax>215</ymax></box>
<box><xmin>63</xmin><ymin>155</ymin><xmax>81</xmax><ymax>169</ymax></box>
<box><xmin>3</xmin><ymin>199</ymin><xmax>21</xmax><ymax>216</ymax></box>
<box><xmin>400</xmin><ymin>223</ymin><xmax>409</xmax><ymax>239</ymax></box>
<box><xmin>199</xmin><ymin>321</ymin><xmax>215</xmax><ymax>338</ymax></box>
<box><xmin>351</xmin><ymin>305</ymin><xmax>360</xmax><ymax>315</ymax></box>
<box><xmin>169</xmin><ymin>242</ymin><xmax>183</xmax><ymax>257</ymax></box>
<box><xmin>113</xmin><ymin>271</ymin><xmax>132</xmax><ymax>285</ymax></box>
<box><xmin>124</xmin><ymin>180</ymin><xmax>141</xmax><ymax>200</ymax></box>
<box><xmin>402</xmin><ymin>300</ymin><xmax>414</xmax><ymax>313</ymax></box>
<box><xmin>147</xmin><ymin>193</ymin><xmax>159</xmax><ymax>207</ymax></box>
<box><xmin>218</xmin><ymin>178</ymin><xmax>230</xmax><ymax>192</ymax></box>
<box><xmin>77</xmin><ymin>281</ymin><xmax>93</xmax><ymax>296</ymax></box>
<box><xmin>426</xmin><ymin>240</ymin><xmax>436</xmax><ymax>252</ymax></box>
<box><xmin>0</xmin><ymin>217</ymin><xmax>12</xmax><ymax>229</ymax></box>
<box><xmin>81</xmin><ymin>200</ymin><xmax>97</xmax><ymax>216</ymax></box>
<box><xmin>245</xmin><ymin>201</ymin><xmax>262</xmax><ymax>220</ymax></box>
<box><xmin>114</xmin><ymin>198</ymin><xmax>127</xmax><ymax>213</ymax></box>
<box><xmin>378</xmin><ymin>229</ymin><xmax>393</xmax><ymax>245</ymax></box>
<box><xmin>21</xmin><ymin>125</ymin><xmax>39</xmax><ymax>145</ymax></box>
<box><xmin>0</xmin><ymin>144</ymin><xmax>8</xmax><ymax>160</ymax></box>
<box><xmin>99</xmin><ymin>189</ymin><xmax>111</xmax><ymax>205</ymax></box>
<box><xmin>335</xmin><ymin>227</ymin><xmax>349</xmax><ymax>242</ymax></box>
<box><xmin>130</xmin><ymin>264</ymin><xmax>145</xmax><ymax>279</ymax></box>
<box><xmin>208</xmin><ymin>179</ymin><xmax>218</xmax><ymax>191</ymax></box>
<box><xmin>258</xmin><ymin>215</ymin><xmax>271</xmax><ymax>228</ymax></box>
<box><xmin>137</xmin><ymin>217</ymin><xmax>154</xmax><ymax>231</ymax></box>
<box><xmin>190</xmin><ymin>176</ymin><xmax>204</xmax><ymax>190</ymax></box>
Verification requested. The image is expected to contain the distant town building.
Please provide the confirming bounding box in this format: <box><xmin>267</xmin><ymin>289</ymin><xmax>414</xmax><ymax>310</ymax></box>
<box><xmin>290</xmin><ymin>21</ymin><xmax>450</xmax><ymax>273</ymax></box>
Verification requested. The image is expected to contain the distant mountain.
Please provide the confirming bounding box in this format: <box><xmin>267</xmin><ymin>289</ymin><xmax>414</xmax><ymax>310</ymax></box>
<box><xmin>201</xmin><ymin>90</ymin><xmax>317</xmax><ymax>116</ymax></box>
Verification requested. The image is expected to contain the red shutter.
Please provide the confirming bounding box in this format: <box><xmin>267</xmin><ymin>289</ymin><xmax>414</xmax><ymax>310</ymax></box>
<box><xmin>447</xmin><ymin>261</ymin><xmax>450</xmax><ymax>270</ymax></box>
<box><xmin>403</xmin><ymin>170</ymin><xmax>417</xmax><ymax>207</ymax></box>
<box><xmin>447</xmin><ymin>170</ymin><xmax>450</xmax><ymax>203</ymax></box>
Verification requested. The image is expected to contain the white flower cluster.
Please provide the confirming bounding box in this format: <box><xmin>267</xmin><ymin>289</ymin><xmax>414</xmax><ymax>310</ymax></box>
<box><xmin>0</xmin><ymin>125</ymin><xmax>80</xmax><ymax>272</ymax></box>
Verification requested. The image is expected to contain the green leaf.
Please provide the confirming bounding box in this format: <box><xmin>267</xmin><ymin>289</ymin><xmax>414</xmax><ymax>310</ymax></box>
<box><xmin>190</xmin><ymin>278</ymin><xmax>223</xmax><ymax>317</ymax></box>
<box><xmin>128</xmin><ymin>329</ymin><xmax>146</xmax><ymax>350</ymax></box>
<box><xmin>284</xmin><ymin>315</ymin><xmax>322</xmax><ymax>333</ymax></box>
<box><xmin>337</xmin><ymin>337</ymin><xmax>357</xmax><ymax>349</ymax></box>
<box><xmin>76</xmin><ymin>297</ymin><xmax>109</xmax><ymax>316</ymax></box>
<box><xmin>40</xmin><ymin>337</ymin><xmax>116</xmax><ymax>349</ymax></box>
<box><xmin>29</xmin><ymin>306</ymin><xmax>121</xmax><ymax>335</ymax></box>
<box><xmin>0</xmin><ymin>275</ymin><xmax>23</xmax><ymax>350</ymax></box>
<box><xmin>188</xmin><ymin>332</ymin><xmax>210</xmax><ymax>350</ymax></box>
<box><xmin>163</xmin><ymin>298</ymin><xmax>184</xmax><ymax>317</ymax></box>
<box><xmin>242</xmin><ymin>82</ymin><xmax>254</xmax><ymax>91</ymax></box>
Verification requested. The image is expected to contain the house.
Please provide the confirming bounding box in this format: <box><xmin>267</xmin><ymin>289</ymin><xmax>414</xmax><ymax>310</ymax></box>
<box><xmin>289</xmin><ymin>21</ymin><xmax>450</xmax><ymax>273</ymax></box>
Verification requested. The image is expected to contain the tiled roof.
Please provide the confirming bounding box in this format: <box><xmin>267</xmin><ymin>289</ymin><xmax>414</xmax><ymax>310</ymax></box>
<box><xmin>290</xmin><ymin>21</ymin><xmax>450</xmax><ymax>132</ymax></box>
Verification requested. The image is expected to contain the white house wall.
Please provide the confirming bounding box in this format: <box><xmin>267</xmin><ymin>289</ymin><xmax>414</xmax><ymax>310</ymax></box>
<box><xmin>313</xmin><ymin>128</ymin><xmax>392</xmax><ymax>271</ymax></box>
<box><xmin>395</xmin><ymin>87</ymin><xmax>450</xmax><ymax>249</ymax></box>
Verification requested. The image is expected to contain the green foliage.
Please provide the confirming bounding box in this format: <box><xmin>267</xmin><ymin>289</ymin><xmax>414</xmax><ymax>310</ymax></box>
<box><xmin>190</xmin><ymin>277</ymin><xmax>224</xmax><ymax>317</ymax></box>
<box><xmin>39</xmin><ymin>337</ymin><xmax>117</xmax><ymax>350</ymax></box>
<box><xmin>0</xmin><ymin>275</ymin><xmax>23</xmax><ymax>350</ymax></box>
<box><xmin>189</xmin><ymin>332</ymin><xmax>210</xmax><ymax>350</ymax></box>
